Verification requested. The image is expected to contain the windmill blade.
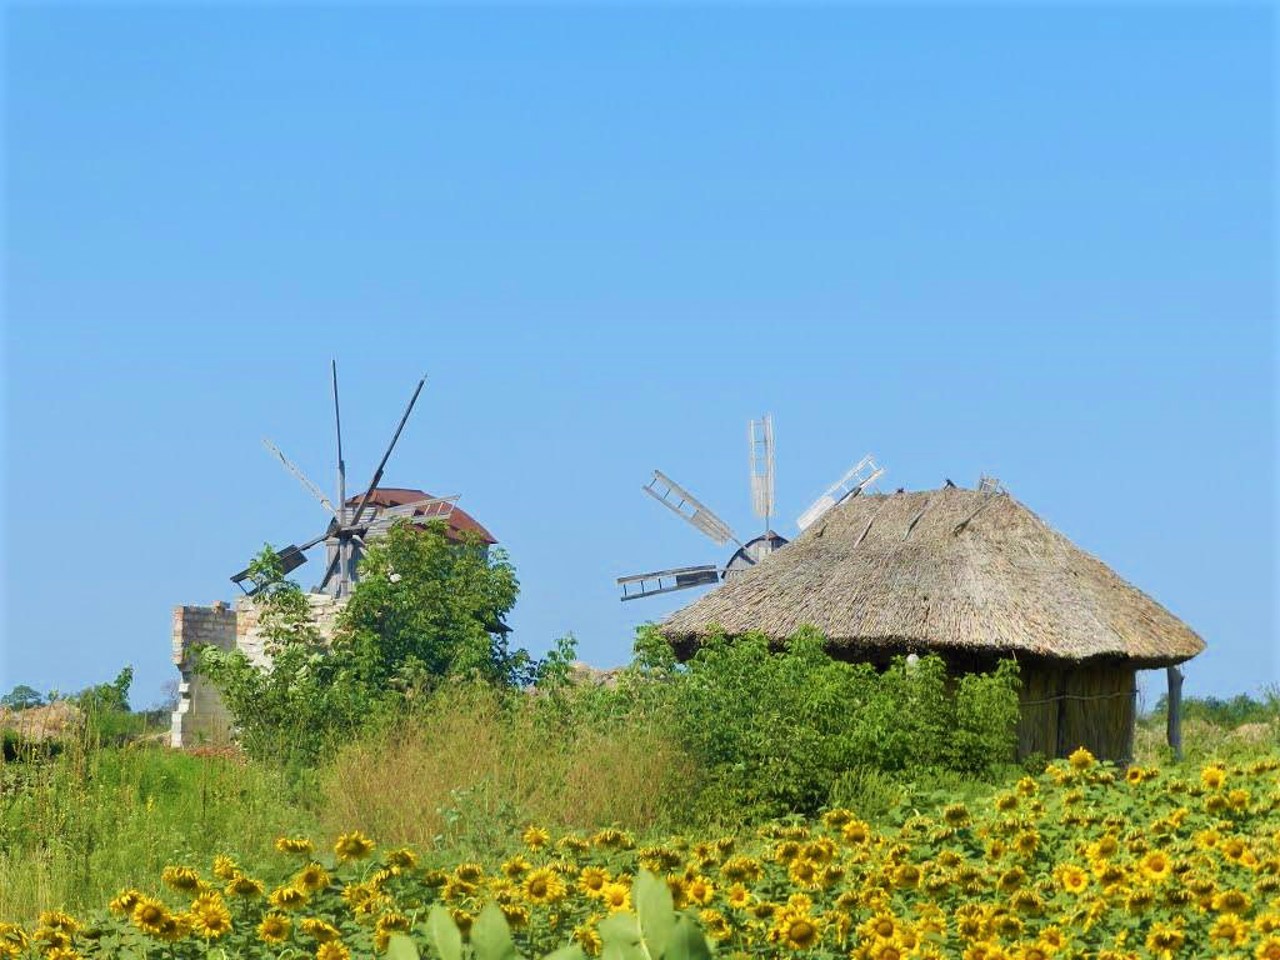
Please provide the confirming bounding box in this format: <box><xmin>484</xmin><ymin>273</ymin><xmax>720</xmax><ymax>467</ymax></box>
<box><xmin>796</xmin><ymin>455</ymin><xmax>885</xmax><ymax>531</ymax></box>
<box><xmin>263</xmin><ymin>439</ymin><xmax>337</xmax><ymax>515</ymax></box>
<box><xmin>348</xmin><ymin>375</ymin><xmax>427</xmax><ymax>528</ymax></box>
<box><xmin>378</xmin><ymin>494</ymin><xmax>459</xmax><ymax>521</ymax></box>
<box><xmin>749</xmin><ymin>414</ymin><xmax>775</xmax><ymax>523</ymax></box>
<box><xmin>332</xmin><ymin>360</ymin><xmax>349</xmax><ymax>596</ymax></box>
<box><xmin>616</xmin><ymin>564</ymin><xmax>722</xmax><ymax>601</ymax></box>
<box><xmin>642</xmin><ymin>470</ymin><xmax>741</xmax><ymax>547</ymax></box>
<box><xmin>229</xmin><ymin>543</ymin><xmax>310</xmax><ymax>592</ymax></box>
<box><xmin>363</xmin><ymin>500</ymin><xmax>458</xmax><ymax>538</ymax></box>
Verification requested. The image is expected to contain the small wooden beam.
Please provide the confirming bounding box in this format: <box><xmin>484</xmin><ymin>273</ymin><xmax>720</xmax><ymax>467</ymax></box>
<box><xmin>1166</xmin><ymin>665</ymin><xmax>1184</xmax><ymax>762</ymax></box>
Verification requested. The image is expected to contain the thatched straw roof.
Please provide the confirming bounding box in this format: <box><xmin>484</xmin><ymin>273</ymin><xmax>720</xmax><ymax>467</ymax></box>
<box><xmin>661</xmin><ymin>488</ymin><xmax>1204</xmax><ymax>667</ymax></box>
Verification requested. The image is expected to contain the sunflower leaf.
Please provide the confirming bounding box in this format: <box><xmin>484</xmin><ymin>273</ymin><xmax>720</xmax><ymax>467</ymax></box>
<box><xmin>633</xmin><ymin>870</ymin><xmax>675</xmax><ymax>960</ymax></box>
<box><xmin>665</xmin><ymin>914</ymin><xmax>712</xmax><ymax>960</ymax></box>
<box><xmin>387</xmin><ymin>932</ymin><xmax>422</xmax><ymax>960</ymax></box>
<box><xmin>427</xmin><ymin>904</ymin><xmax>463</xmax><ymax>960</ymax></box>
<box><xmin>472</xmin><ymin>902</ymin><xmax>517</xmax><ymax>960</ymax></box>
<box><xmin>599</xmin><ymin>912</ymin><xmax>644</xmax><ymax>960</ymax></box>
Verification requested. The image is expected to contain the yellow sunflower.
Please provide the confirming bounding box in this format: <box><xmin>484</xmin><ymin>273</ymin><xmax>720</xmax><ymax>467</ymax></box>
<box><xmin>333</xmin><ymin>831</ymin><xmax>375</xmax><ymax>862</ymax></box>
<box><xmin>188</xmin><ymin>892</ymin><xmax>232</xmax><ymax>939</ymax></box>
<box><xmin>257</xmin><ymin>913</ymin><xmax>291</xmax><ymax>945</ymax></box>
<box><xmin>523</xmin><ymin>867</ymin><xmax>567</xmax><ymax>905</ymax></box>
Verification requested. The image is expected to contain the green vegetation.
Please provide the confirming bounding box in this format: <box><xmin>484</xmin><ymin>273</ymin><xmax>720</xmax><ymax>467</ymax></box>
<box><xmin>2</xmin><ymin>526</ymin><xmax>1274</xmax><ymax>942</ymax></box>
<box><xmin>197</xmin><ymin>525</ymin><xmax>539</xmax><ymax>767</ymax></box>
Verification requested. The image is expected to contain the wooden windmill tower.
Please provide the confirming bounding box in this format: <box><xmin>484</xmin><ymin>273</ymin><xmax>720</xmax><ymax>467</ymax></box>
<box><xmin>617</xmin><ymin>415</ymin><xmax>885</xmax><ymax>601</ymax></box>
<box><xmin>230</xmin><ymin>363</ymin><xmax>457</xmax><ymax>598</ymax></box>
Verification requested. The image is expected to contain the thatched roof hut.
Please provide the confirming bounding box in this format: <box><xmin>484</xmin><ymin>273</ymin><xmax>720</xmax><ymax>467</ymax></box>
<box><xmin>661</xmin><ymin>487</ymin><xmax>1204</xmax><ymax>762</ymax></box>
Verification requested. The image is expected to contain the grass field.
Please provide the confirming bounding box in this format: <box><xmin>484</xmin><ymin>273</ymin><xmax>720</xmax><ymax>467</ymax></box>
<box><xmin>1</xmin><ymin>687</ymin><xmax>1276</xmax><ymax>958</ymax></box>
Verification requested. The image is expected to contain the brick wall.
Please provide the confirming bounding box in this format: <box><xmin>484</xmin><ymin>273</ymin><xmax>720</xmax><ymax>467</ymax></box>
<box><xmin>170</xmin><ymin>594</ymin><xmax>345</xmax><ymax>748</ymax></box>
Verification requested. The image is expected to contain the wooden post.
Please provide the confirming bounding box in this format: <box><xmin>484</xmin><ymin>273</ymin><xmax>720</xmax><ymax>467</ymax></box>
<box><xmin>1166</xmin><ymin>665</ymin><xmax>1184</xmax><ymax>762</ymax></box>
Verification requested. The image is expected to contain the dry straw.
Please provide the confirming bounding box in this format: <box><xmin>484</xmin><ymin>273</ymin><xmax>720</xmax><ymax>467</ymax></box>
<box><xmin>661</xmin><ymin>487</ymin><xmax>1204</xmax><ymax>669</ymax></box>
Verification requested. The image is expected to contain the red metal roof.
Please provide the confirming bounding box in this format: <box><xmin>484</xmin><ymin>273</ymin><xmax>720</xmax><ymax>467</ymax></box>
<box><xmin>347</xmin><ymin>488</ymin><xmax>497</xmax><ymax>545</ymax></box>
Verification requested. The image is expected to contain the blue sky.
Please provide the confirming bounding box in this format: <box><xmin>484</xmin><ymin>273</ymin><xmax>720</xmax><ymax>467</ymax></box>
<box><xmin>2</xmin><ymin>4</ymin><xmax>1274</xmax><ymax>708</ymax></box>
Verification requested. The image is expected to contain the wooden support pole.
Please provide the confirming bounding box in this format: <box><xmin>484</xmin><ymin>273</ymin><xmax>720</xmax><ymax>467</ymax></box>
<box><xmin>1166</xmin><ymin>665</ymin><xmax>1184</xmax><ymax>762</ymax></box>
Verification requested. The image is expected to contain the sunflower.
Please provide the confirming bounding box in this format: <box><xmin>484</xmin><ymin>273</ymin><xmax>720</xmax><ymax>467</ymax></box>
<box><xmin>789</xmin><ymin>859</ymin><xmax>821</xmax><ymax>889</ymax></box>
<box><xmin>579</xmin><ymin>867</ymin><xmax>610</xmax><ymax>897</ymax></box>
<box><xmin>450</xmin><ymin>910</ymin><xmax>474</xmax><ymax>937</ymax></box>
<box><xmin>189</xmin><ymin>892</ymin><xmax>232</xmax><ymax>939</ymax></box>
<box><xmin>686</xmin><ymin>876</ymin><xmax>715</xmax><ymax>906</ymax></box>
<box><xmin>109</xmin><ymin>889</ymin><xmax>144</xmax><ymax>915</ymax></box>
<box><xmin>503</xmin><ymin>855</ymin><xmax>532</xmax><ymax>880</ymax></box>
<box><xmin>523</xmin><ymin>867</ymin><xmax>567</xmax><ymax>905</ymax></box>
<box><xmin>868</xmin><ymin>938</ymin><xmax>909</xmax><ymax>960</ymax></box>
<box><xmin>131</xmin><ymin>897</ymin><xmax>172</xmax><ymax>938</ymax></box>
<box><xmin>1139</xmin><ymin>851</ymin><xmax>1173</xmax><ymax>883</ymax></box>
<box><xmin>1012</xmin><ymin>832</ymin><xmax>1040</xmax><ymax>857</ymax></box>
<box><xmin>726</xmin><ymin>883</ymin><xmax>752</xmax><ymax>910</ymax></box>
<box><xmin>522</xmin><ymin>825</ymin><xmax>552</xmax><ymax>851</ymax></box>
<box><xmin>600</xmin><ymin>882</ymin><xmax>631</xmax><ymax>913</ymax></box>
<box><xmin>1010</xmin><ymin>890</ymin><xmax>1044</xmax><ymax>916</ymax></box>
<box><xmin>1202</xmin><ymin>765</ymin><xmax>1227</xmax><ymax>790</ymax></box>
<box><xmin>317</xmin><ymin>943</ymin><xmax>352</xmax><ymax>960</ymax></box>
<box><xmin>275</xmin><ymin>836</ymin><xmax>315</xmax><ymax>856</ymax></box>
<box><xmin>591</xmin><ymin>827</ymin><xmax>633</xmax><ymax>850</ymax></box>
<box><xmin>333</xmin><ymin>831</ymin><xmax>375</xmax><ymax>862</ymax></box>
<box><xmin>268</xmin><ymin>885</ymin><xmax>309</xmax><ymax>911</ymax></box>
<box><xmin>822</xmin><ymin>808</ymin><xmax>854</xmax><ymax>828</ymax></box>
<box><xmin>374</xmin><ymin>913</ymin><xmax>411</xmax><ymax>952</ymax></box>
<box><xmin>721</xmin><ymin>856</ymin><xmax>763</xmax><ymax>883</ymax></box>
<box><xmin>385</xmin><ymin>848</ymin><xmax>418</xmax><ymax>872</ymax></box>
<box><xmin>1257</xmin><ymin>937</ymin><xmax>1280</xmax><ymax>960</ymax></box>
<box><xmin>226</xmin><ymin>873</ymin><xmax>265</xmax><ymax>898</ymax></box>
<box><xmin>1067</xmin><ymin>747</ymin><xmax>1095</xmax><ymax>771</ymax></box>
<box><xmin>299</xmin><ymin>918</ymin><xmax>341</xmax><ymax>943</ymax></box>
<box><xmin>499</xmin><ymin>902</ymin><xmax>531</xmax><ymax>928</ymax></box>
<box><xmin>770</xmin><ymin>910</ymin><xmax>822</xmax><ymax>950</ymax></box>
<box><xmin>1056</xmin><ymin>864</ymin><xmax>1089</xmax><ymax>894</ymax></box>
<box><xmin>1144</xmin><ymin>921</ymin><xmax>1185</xmax><ymax>958</ymax></box>
<box><xmin>573</xmin><ymin>920</ymin><xmax>603</xmax><ymax>956</ymax></box>
<box><xmin>943</xmin><ymin>804</ymin><xmax>972</xmax><ymax>827</ymax></box>
<box><xmin>841</xmin><ymin>820</ymin><xmax>871</xmax><ymax>844</ymax></box>
<box><xmin>257</xmin><ymin>913</ymin><xmax>291</xmax><ymax>945</ymax></box>
<box><xmin>1211</xmin><ymin>915</ymin><xmax>1249</xmax><ymax>946</ymax></box>
<box><xmin>0</xmin><ymin>929</ymin><xmax>30</xmax><ymax>960</ymax></box>
<box><xmin>212</xmin><ymin>855</ymin><xmax>239</xmax><ymax>880</ymax></box>
<box><xmin>161</xmin><ymin>865</ymin><xmax>203</xmax><ymax>893</ymax></box>
<box><xmin>1214</xmin><ymin>889</ymin><xmax>1253</xmax><ymax>914</ymax></box>
<box><xmin>294</xmin><ymin>863</ymin><xmax>331</xmax><ymax>894</ymax></box>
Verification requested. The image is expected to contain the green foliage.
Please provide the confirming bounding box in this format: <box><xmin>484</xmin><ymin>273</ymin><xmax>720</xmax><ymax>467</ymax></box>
<box><xmin>0</xmin><ymin>686</ymin><xmax>44</xmax><ymax>711</ymax></box>
<box><xmin>337</xmin><ymin>521</ymin><xmax>525</xmax><ymax>691</ymax></box>
<box><xmin>0</xmin><ymin>738</ymin><xmax>316</xmax><ymax>923</ymax></box>
<box><xmin>1145</xmin><ymin>688</ymin><xmax>1280</xmax><ymax>729</ymax></box>
<box><xmin>618</xmin><ymin>626</ymin><xmax>1021</xmax><ymax>821</ymax></box>
<box><xmin>404</xmin><ymin>871</ymin><xmax>704</xmax><ymax>960</ymax></box>
<box><xmin>200</xmin><ymin>529</ymin><xmax>543</xmax><ymax>765</ymax></box>
<box><xmin>198</xmin><ymin>546</ymin><xmax>374</xmax><ymax>765</ymax></box>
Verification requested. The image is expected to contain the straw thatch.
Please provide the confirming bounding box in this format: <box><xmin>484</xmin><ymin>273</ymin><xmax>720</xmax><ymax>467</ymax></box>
<box><xmin>662</xmin><ymin>487</ymin><xmax>1204</xmax><ymax>669</ymax></box>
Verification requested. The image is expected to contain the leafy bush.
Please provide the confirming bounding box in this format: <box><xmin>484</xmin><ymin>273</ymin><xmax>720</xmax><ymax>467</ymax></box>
<box><xmin>620</xmin><ymin>625</ymin><xmax>1021</xmax><ymax>820</ymax></box>
<box><xmin>200</xmin><ymin>525</ymin><xmax>544</xmax><ymax>766</ymax></box>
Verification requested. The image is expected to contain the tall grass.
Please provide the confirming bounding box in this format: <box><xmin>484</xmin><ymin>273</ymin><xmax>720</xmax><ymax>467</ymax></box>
<box><xmin>318</xmin><ymin>680</ymin><xmax>697</xmax><ymax>856</ymax></box>
<box><xmin>0</xmin><ymin>727</ymin><xmax>316</xmax><ymax>923</ymax></box>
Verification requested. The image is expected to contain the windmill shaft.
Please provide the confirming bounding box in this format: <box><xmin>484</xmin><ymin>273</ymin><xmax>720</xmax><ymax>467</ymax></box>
<box><xmin>350</xmin><ymin>375</ymin><xmax>427</xmax><ymax>528</ymax></box>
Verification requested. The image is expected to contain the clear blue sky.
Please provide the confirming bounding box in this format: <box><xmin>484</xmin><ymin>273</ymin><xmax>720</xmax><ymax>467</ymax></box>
<box><xmin>2</xmin><ymin>4</ymin><xmax>1275</xmax><ymax>709</ymax></box>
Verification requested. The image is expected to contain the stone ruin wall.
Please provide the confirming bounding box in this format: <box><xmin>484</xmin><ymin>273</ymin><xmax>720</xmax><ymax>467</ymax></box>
<box><xmin>169</xmin><ymin>594</ymin><xmax>345</xmax><ymax>748</ymax></box>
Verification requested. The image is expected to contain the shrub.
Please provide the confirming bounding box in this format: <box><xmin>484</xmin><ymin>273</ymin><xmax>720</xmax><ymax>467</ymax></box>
<box><xmin>620</xmin><ymin>626</ymin><xmax>1021</xmax><ymax>820</ymax></box>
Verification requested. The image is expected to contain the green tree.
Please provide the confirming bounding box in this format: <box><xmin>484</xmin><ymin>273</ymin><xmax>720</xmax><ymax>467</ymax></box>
<box><xmin>200</xmin><ymin>525</ymin><xmax>535</xmax><ymax>764</ymax></box>
<box><xmin>0</xmin><ymin>684</ymin><xmax>45</xmax><ymax>711</ymax></box>
<box><xmin>336</xmin><ymin>520</ymin><xmax>525</xmax><ymax>692</ymax></box>
<box><xmin>198</xmin><ymin>547</ymin><xmax>371</xmax><ymax>763</ymax></box>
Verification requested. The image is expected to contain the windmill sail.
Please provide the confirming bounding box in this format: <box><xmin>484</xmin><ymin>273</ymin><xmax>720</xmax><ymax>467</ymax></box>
<box><xmin>643</xmin><ymin>470</ymin><xmax>740</xmax><ymax>546</ymax></box>
<box><xmin>617</xmin><ymin>564</ymin><xmax>722</xmax><ymax>601</ymax></box>
<box><xmin>749</xmin><ymin>414</ymin><xmax>775</xmax><ymax>524</ymax></box>
<box><xmin>796</xmin><ymin>455</ymin><xmax>885</xmax><ymax>531</ymax></box>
